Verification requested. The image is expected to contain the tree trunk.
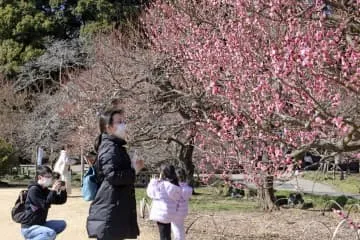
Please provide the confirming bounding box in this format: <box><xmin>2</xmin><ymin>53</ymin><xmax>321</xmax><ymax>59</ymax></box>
<box><xmin>257</xmin><ymin>175</ymin><xmax>278</xmax><ymax>211</ymax></box>
<box><xmin>179</xmin><ymin>141</ymin><xmax>196</xmax><ymax>191</ymax></box>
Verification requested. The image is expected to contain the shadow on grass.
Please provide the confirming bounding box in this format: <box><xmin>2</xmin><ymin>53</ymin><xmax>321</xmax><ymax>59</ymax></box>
<box><xmin>0</xmin><ymin>181</ymin><xmax>28</xmax><ymax>188</ymax></box>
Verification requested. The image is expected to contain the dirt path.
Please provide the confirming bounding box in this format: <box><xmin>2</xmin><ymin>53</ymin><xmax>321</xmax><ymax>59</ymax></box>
<box><xmin>0</xmin><ymin>188</ymin><xmax>157</xmax><ymax>240</ymax></box>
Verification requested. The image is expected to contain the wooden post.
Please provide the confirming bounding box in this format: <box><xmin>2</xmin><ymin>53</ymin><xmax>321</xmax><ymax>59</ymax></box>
<box><xmin>80</xmin><ymin>145</ymin><xmax>84</xmax><ymax>186</ymax></box>
<box><xmin>50</xmin><ymin>146</ymin><xmax>54</xmax><ymax>169</ymax></box>
<box><xmin>78</xmin><ymin>125</ymin><xmax>85</xmax><ymax>187</ymax></box>
<box><xmin>34</xmin><ymin>146</ymin><xmax>38</xmax><ymax>181</ymax></box>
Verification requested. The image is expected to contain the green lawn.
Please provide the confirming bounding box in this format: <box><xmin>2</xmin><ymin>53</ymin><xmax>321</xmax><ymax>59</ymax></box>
<box><xmin>138</xmin><ymin>187</ymin><xmax>360</xmax><ymax>212</ymax></box>
<box><xmin>3</xmin><ymin>172</ymin><xmax>360</xmax><ymax>212</ymax></box>
<box><xmin>302</xmin><ymin>172</ymin><xmax>360</xmax><ymax>194</ymax></box>
<box><xmin>136</xmin><ymin>187</ymin><xmax>258</xmax><ymax>212</ymax></box>
<box><xmin>189</xmin><ymin>187</ymin><xmax>258</xmax><ymax>212</ymax></box>
<box><xmin>275</xmin><ymin>189</ymin><xmax>359</xmax><ymax>210</ymax></box>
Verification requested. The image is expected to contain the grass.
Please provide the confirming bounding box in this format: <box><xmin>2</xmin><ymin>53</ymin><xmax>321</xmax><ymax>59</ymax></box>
<box><xmin>0</xmin><ymin>174</ymin><xmax>33</xmax><ymax>186</ymax></box>
<box><xmin>189</xmin><ymin>187</ymin><xmax>258</xmax><ymax>212</ymax></box>
<box><xmin>135</xmin><ymin>187</ymin><xmax>147</xmax><ymax>201</ymax></box>
<box><xmin>12</xmin><ymin>176</ymin><xmax>258</xmax><ymax>213</ymax></box>
<box><xmin>275</xmin><ymin>189</ymin><xmax>360</xmax><ymax>210</ymax></box>
<box><xmin>138</xmin><ymin>187</ymin><xmax>360</xmax><ymax>212</ymax></box>
<box><xmin>302</xmin><ymin>172</ymin><xmax>360</xmax><ymax>194</ymax></box>
<box><xmin>3</xmin><ymin>172</ymin><xmax>360</xmax><ymax>213</ymax></box>
<box><xmin>0</xmin><ymin>172</ymin><xmax>83</xmax><ymax>187</ymax></box>
<box><xmin>136</xmin><ymin>187</ymin><xmax>258</xmax><ymax>212</ymax></box>
<box><xmin>71</xmin><ymin>172</ymin><xmax>82</xmax><ymax>187</ymax></box>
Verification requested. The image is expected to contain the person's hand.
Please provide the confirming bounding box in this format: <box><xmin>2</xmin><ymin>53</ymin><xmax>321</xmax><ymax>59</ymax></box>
<box><xmin>135</xmin><ymin>159</ymin><xmax>144</xmax><ymax>172</ymax></box>
<box><xmin>85</xmin><ymin>156</ymin><xmax>96</xmax><ymax>167</ymax></box>
<box><xmin>52</xmin><ymin>181</ymin><xmax>62</xmax><ymax>192</ymax></box>
<box><xmin>60</xmin><ymin>184</ymin><xmax>66</xmax><ymax>191</ymax></box>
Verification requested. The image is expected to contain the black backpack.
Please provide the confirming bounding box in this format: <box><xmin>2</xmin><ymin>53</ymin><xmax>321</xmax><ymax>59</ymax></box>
<box><xmin>11</xmin><ymin>189</ymin><xmax>30</xmax><ymax>223</ymax></box>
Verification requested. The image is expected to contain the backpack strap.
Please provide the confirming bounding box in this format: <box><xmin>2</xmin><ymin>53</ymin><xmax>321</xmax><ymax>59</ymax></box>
<box><xmin>94</xmin><ymin>154</ymin><xmax>104</xmax><ymax>184</ymax></box>
<box><xmin>19</xmin><ymin>189</ymin><xmax>28</xmax><ymax>204</ymax></box>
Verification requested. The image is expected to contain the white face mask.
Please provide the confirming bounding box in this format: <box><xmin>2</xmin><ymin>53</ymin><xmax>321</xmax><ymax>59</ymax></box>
<box><xmin>114</xmin><ymin>123</ymin><xmax>127</xmax><ymax>140</ymax></box>
<box><xmin>39</xmin><ymin>177</ymin><xmax>53</xmax><ymax>187</ymax></box>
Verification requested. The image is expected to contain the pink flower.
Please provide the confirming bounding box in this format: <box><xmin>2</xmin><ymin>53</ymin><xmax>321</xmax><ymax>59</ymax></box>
<box><xmin>331</xmin><ymin>117</ymin><xmax>344</xmax><ymax>128</ymax></box>
<box><xmin>143</xmin><ymin>0</ymin><xmax>360</xmax><ymax>188</ymax></box>
<box><xmin>315</xmin><ymin>117</ymin><xmax>325</xmax><ymax>124</ymax></box>
<box><xmin>342</xmin><ymin>125</ymin><xmax>349</xmax><ymax>133</ymax></box>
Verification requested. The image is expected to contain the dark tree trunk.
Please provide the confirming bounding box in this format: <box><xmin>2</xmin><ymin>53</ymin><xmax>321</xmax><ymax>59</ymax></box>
<box><xmin>179</xmin><ymin>139</ymin><xmax>196</xmax><ymax>191</ymax></box>
<box><xmin>257</xmin><ymin>175</ymin><xmax>278</xmax><ymax>211</ymax></box>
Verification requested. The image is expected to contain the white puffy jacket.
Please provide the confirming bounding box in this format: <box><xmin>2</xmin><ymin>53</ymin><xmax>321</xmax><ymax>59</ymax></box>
<box><xmin>173</xmin><ymin>182</ymin><xmax>193</xmax><ymax>222</ymax></box>
<box><xmin>147</xmin><ymin>179</ymin><xmax>181</xmax><ymax>223</ymax></box>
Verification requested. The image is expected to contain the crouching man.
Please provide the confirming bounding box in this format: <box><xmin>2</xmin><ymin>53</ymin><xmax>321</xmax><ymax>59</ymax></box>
<box><xmin>21</xmin><ymin>166</ymin><xmax>67</xmax><ymax>240</ymax></box>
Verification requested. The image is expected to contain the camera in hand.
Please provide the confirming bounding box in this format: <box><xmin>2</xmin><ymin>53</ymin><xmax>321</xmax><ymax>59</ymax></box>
<box><xmin>53</xmin><ymin>171</ymin><xmax>66</xmax><ymax>187</ymax></box>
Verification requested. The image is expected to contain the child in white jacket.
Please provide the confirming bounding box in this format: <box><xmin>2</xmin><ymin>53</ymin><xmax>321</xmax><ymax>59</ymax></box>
<box><xmin>147</xmin><ymin>164</ymin><xmax>181</xmax><ymax>240</ymax></box>
<box><xmin>171</xmin><ymin>168</ymin><xmax>193</xmax><ymax>240</ymax></box>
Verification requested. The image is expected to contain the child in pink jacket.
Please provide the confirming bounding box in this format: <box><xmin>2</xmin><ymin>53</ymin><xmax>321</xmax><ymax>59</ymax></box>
<box><xmin>147</xmin><ymin>164</ymin><xmax>181</xmax><ymax>240</ymax></box>
<box><xmin>171</xmin><ymin>168</ymin><xmax>193</xmax><ymax>240</ymax></box>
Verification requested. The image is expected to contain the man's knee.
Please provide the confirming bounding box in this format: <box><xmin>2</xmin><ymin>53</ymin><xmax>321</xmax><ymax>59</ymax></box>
<box><xmin>60</xmin><ymin>220</ymin><xmax>66</xmax><ymax>228</ymax></box>
<box><xmin>58</xmin><ymin>220</ymin><xmax>67</xmax><ymax>232</ymax></box>
<box><xmin>47</xmin><ymin>220</ymin><xmax>67</xmax><ymax>233</ymax></box>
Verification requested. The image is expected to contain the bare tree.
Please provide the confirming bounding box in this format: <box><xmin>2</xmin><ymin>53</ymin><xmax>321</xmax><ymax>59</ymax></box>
<box><xmin>0</xmin><ymin>80</ymin><xmax>27</xmax><ymax>145</ymax></box>
<box><xmin>14</xmin><ymin>39</ymin><xmax>93</xmax><ymax>93</ymax></box>
<box><xmin>59</xmin><ymin>30</ymin><xmax>222</xmax><ymax>185</ymax></box>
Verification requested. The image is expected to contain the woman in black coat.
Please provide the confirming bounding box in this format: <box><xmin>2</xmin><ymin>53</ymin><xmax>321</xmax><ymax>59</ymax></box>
<box><xmin>87</xmin><ymin>109</ymin><xmax>141</xmax><ymax>240</ymax></box>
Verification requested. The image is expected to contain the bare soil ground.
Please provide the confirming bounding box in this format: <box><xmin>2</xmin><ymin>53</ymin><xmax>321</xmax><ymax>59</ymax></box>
<box><xmin>1</xmin><ymin>188</ymin><xmax>358</xmax><ymax>240</ymax></box>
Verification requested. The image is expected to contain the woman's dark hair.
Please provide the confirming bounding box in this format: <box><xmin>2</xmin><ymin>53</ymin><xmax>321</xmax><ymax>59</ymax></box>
<box><xmin>176</xmin><ymin>168</ymin><xmax>187</xmax><ymax>182</ymax></box>
<box><xmin>37</xmin><ymin>165</ymin><xmax>52</xmax><ymax>177</ymax></box>
<box><xmin>94</xmin><ymin>109</ymin><xmax>124</xmax><ymax>152</ymax></box>
<box><xmin>160</xmin><ymin>164</ymin><xmax>179</xmax><ymax>186</ymax></box>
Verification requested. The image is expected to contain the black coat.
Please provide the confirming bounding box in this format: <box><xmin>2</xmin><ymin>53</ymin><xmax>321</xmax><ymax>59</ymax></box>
<box><xmin>87</xmin><ymin>134</ymin><xmax>140</xmax><ymax>240</ymax></box>
<box><xmin>22</xmin><ymin>183</ymin><xmax>67</xmax><ymax>228</ymax></box>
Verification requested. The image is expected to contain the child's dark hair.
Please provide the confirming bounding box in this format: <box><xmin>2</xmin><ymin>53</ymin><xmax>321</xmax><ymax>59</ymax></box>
<box><xmin>94</xmin><ymin>109</ymin><xmax>124</xmax><ymax>152</ymax></box>
<box><xmin>37</xmin><ymin>165</ymin><xmax>52</xmax><ymax>177</ymax></box>
<box><xmin>160</xmin><ymin>164</ymin><xmax>179</xmax><ymax>186</ymax></box>
<box><xmin>52</xmin><ymin>171</ymin><xmax>61</xmax><ymax>180</ymax></box>
<box><xmin>176</xmin><ymin>168</ymin><xmax>187</xmax><ymax>182</ymax></box>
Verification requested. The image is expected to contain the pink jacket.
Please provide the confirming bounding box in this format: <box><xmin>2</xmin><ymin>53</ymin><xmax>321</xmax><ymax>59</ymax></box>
<box><xmin>147</xmin><ymin>179</ymin><xmax>181</xmax><ymax>223</ymax></box>
<box><xmin>173</xmin><ymin>182</ymin><xmax>193</xmax><ymax>222</ymax></box>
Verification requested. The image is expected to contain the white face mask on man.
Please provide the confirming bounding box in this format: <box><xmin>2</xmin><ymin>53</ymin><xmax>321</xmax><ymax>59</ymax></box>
<box><xmin>39</xmin><ymin>176</ymin><xmax>53</xmax><ymax>187</ymax></box>
<box><xmin>114</xmin><ymin>123</ymin><xmax>127</xmax><ymax>140</ymax></box>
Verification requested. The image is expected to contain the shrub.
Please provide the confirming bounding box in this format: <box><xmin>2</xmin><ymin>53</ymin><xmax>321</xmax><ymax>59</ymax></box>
<box><xmin>0</xmin><ymin>138</ymin><xmax>15</xmax><ymax>174</ymax></box>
